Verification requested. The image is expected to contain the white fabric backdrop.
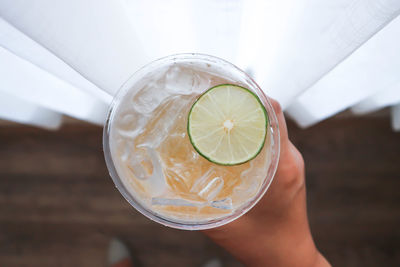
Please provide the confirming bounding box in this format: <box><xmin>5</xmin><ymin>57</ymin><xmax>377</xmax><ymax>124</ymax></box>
<box><xmin>286</xmin><ymin>14</ymin><xmax>400</xmax><ymax>127</ymax></box>
<box><xmin>0</xmin><ymin>0</ymin><xmax>399</xmax><ymax>130</ymax></box>
<box><xmin>0</xmin><ymin>91</ymin><xmax>62</xmax><ymax>129</ymax></box>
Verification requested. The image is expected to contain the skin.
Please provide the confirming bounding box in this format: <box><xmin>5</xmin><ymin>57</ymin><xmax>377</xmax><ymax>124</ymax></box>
<box><xmin>203</xmin><ymin>99</ymin><xmax>331</xmax><ymax>267</ymax></box>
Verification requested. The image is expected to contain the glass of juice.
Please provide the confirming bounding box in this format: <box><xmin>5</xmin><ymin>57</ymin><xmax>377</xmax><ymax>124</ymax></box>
<box><xmin>103</xmin><ymin>54</ymin><xmax>280</xmax><ymax>230</ymax></box>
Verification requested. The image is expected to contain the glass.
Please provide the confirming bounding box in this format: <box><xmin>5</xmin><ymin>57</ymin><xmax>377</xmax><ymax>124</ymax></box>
<box><xmin>103</xmin><ymin>54</ymin><xmax>280</xmax><ymax>230</ymax></box>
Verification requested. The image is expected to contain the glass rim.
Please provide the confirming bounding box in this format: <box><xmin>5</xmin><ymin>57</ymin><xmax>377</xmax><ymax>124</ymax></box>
<box><xmin>103</xmin><ymin>53</ymin><xmax>280</xmax><ymax>230</ymax></box>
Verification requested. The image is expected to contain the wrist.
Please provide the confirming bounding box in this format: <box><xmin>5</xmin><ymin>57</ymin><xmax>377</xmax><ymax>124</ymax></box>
<box><xmin>205</xmin><ymin>222</ymin><xmax>322</xmax><ymax>267</ymax></box>
<box><xmin>242</xmin><ymin>232</ymin><xmax>320</xmax><ymax>267</ymax></box>
<box><xmin>205</xmin><ymin>196</ymin><xmax>330</xmax><ymax>267</ymax></box>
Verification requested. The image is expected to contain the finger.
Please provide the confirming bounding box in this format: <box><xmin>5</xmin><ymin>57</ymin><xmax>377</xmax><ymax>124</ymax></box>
<box><xmin>268</xmin><ymin>98</ymin><xmax>290</xmax><ymax>155</ymax></box>
<box><xmin>268</xmin><ymin>98</ymin><xmax>305</xmax><ymax>189</ymax></box>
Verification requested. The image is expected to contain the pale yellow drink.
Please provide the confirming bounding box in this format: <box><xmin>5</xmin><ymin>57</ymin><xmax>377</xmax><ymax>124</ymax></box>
<box><xmin>105</xmin><ymin>54</ymin><xmax>279</xmax><ymax>228</ymax></box>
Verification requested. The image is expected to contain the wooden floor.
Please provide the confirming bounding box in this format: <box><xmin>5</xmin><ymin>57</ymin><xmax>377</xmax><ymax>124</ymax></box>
<box><xmin>0</xmin><ymin>117</ymin><xmax>399</xmax><ymax>267</ymax></box>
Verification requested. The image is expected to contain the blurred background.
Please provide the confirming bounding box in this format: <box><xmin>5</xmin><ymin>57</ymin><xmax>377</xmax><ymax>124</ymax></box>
<box><xmin>0</xmin><ymin>0</ymin><xmax>400</xmax><ymax>266</ymax></box>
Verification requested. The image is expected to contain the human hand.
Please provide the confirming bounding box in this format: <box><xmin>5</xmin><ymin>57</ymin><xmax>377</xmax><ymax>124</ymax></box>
<box><xmin>203</xmin><ymin>99</ymin><xmax>330</xmax><ymax>267</ymax></box>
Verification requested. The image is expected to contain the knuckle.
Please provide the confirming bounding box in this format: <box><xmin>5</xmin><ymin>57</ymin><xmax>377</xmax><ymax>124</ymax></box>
<box><xmin>292</xmin><ymin>148</ymin><xmax>305</xmax><ymax>174</ymax></box>
<box><xmin>279</xmin><ymin>146</ymin><xmax>305</xmax><ymax>190</ymax></box>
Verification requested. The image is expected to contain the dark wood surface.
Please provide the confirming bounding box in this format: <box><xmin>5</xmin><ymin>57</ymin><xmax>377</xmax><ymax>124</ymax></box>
<box><xmin>0</xmin><ymin>117</ymin><xmax>399</xmax><ymax>267</ymax></box>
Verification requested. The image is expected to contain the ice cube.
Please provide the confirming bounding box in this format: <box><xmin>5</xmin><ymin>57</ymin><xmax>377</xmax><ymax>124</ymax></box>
<box><xmin>151</xmin><ymin>197</ymin><xmax>204</xmax><ymax>207</ymax></box>
<box><xmin>211</xmin><ymin>198</ymin><xmax>233</xmax><ymax>210</ymax></box>
<box><xmin>126</xmin><ymin>147</ymin><xmax>165</xmax><ymax>194</ymax></box>
<box><xmin>145</xmin><ymin>148</ymin><xmax>166</xmax><ymax>196</ymax></box>
<box><xmin>164</xmin><ymin>169</ymin><xmax>190</xmax><ymax>194</ymax></box>
<box><xmin>114</xmin><ymin>139</ymin><xmax>133</xmax><ymax>162</ymax></box>
<box><xmin>151</xmin><ymin>197</ymin><xmax>233</xmax><ymax>211</ymax></box>
<box><xmin>115</xmin><ymin>111</ymin><xmax>148</xmax><ymax>138</ymax></box>
<box><xmin>165</xmin><ymin>65</ymin><xmax>210</xmax><ymax>95</ymax></box>
<box><xmin>126</xmin><ymin>149</ymin><xmax>150</xmax><ymax>180</ymax></box>
<box><xmin>137</xmin><ymin>95</ymin><xmax>192</xmax><ymax>149</ymax></box>
<box><xmin>132</xmin><ymin>81</ymin><xmax>171</xmax><ymax>114</ymax></box>
<box><xmin>232</xmin><ymin>174</ymin><xmax>262</xmax><ymax>202</ymax></box>
<box><xmin>191</xmin><ymin>169</ymin><xmax>224</xmax><ymax>201</ymax></box>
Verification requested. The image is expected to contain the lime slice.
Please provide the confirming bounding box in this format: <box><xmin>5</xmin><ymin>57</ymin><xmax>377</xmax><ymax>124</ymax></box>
<box><xmin>188</xmin><ymin>84</ymin><xmax>268</xmax><ymax>165</ymax></box>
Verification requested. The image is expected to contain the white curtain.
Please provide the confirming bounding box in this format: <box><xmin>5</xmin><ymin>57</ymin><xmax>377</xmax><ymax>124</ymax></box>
<box><xmin>0</xmin><ymin>0</ymin><xmax>399</xmax><ymax>130</ymax></box>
